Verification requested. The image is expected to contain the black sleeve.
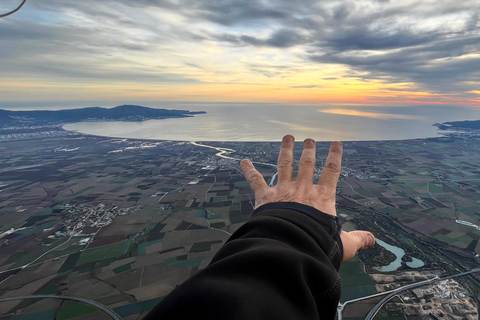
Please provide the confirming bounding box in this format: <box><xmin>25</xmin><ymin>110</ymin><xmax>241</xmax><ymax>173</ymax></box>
<box><xmin>144</xmin><ymin>202</ymin><xmax>343</xmax><ymax>320</ymax></box>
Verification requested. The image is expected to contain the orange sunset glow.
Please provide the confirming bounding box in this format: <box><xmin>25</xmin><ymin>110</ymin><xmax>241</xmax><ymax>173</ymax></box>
<box><xmin>0</xmin><ymin>0</ymin><xmax>479</xmax><ymax>110</ymax></box>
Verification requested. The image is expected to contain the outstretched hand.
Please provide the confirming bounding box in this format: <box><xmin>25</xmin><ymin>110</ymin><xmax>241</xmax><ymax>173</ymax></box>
<box><xmin>240</xmin><ymin>134</ymin><xmax>375</xmax><ymax>263</ymax></box>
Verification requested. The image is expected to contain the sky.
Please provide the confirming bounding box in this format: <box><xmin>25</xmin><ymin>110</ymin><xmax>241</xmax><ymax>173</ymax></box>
<box><xmin>1</xmin><ymin>0</ymin><xmax>480</xmax><ymax>110</ymax></box>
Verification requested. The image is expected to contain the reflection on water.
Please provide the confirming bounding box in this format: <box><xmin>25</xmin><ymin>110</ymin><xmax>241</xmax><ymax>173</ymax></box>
<box><xmin>375</xmin><ymin>239</ymin><xmax>425</xmax><ymax>272</ymax></box>
<box><xmin>64</xmin><ymin>104</ymin><xmax>480</xmax><ymax>142</ymax></box>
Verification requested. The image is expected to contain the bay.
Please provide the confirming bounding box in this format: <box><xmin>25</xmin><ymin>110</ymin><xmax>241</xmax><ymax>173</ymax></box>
<box><xmin>64</xmin><ymin>103</ymin><xmax>480</xmax><ymax>142</ymax></box>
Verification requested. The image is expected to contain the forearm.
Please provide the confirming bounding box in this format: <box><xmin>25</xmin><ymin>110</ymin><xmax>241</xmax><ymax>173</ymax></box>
<box><xmin>144</xmin><ymin>202</ymin><xmax>343</xmax><ymax>320</ymax></box>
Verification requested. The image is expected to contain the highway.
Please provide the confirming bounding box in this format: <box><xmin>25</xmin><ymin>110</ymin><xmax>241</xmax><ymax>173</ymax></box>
<box><xmin>0</xmin><ymin>294</ymin><xmax>122</xmax><ymax>319</ymax></box>
<box><xmin>337</xmin><ymin>287</ymin><xmax>403</xmax><ymax>320</ymax></box>
<box><xmin>363</xmin><ymin>268</ymin><xmax>480</xmax><ymax>320</ymax></box>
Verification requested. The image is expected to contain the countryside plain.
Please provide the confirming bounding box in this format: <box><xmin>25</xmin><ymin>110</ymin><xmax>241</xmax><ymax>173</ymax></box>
<box><xmin>0</xmin><ymin>125</ymin><xmax>479</xmax><ymax>319</ymax></box>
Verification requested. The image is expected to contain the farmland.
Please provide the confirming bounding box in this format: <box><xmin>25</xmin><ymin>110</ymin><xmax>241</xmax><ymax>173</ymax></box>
<box><xmin>0</xmin><ymin>127</ymin><xmax>479</xmax><ymax>318</ymax></box>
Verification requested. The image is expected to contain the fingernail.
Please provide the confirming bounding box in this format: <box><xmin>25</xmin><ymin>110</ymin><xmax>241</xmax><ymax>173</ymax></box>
<box><xmin>367</xmin><ymin>234</ymin><xmax>375</xmax><ymax>247</ymax></box>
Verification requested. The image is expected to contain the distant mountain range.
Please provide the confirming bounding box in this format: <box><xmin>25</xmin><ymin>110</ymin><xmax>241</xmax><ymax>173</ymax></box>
<box><xmin>0</xmin><ymin>105</ymin><xmax>206</xmax><ymax>127</ymax></box>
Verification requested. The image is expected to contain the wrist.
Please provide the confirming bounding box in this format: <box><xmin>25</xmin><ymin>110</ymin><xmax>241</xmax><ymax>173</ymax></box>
<box><xmin>252</xmin><ymin>202</ymin><xmax>344</xmax><ymax>269</ymax></box>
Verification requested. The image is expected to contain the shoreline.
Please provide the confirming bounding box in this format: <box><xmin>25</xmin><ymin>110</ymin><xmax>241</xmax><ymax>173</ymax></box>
<box><xmin>61</xmin><ymin>123</ymin><xmax>449</xmax><ymax>144</ymax></box>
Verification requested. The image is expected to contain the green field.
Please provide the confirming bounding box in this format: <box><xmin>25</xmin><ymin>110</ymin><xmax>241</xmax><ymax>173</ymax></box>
<box><xmin>428</xmin><ymin>183</ymin><xmax>443</xmax><ymax>193</ymax></box>
<box><xmin>76</xmin><ymin>240</ymin><xmax>129</xmax><ymax>266</ymax></box>
<box><xmin>113</xmin><ymin>297</ymin><xmax>162</xmax><ymax>318</ymax></box>
<box><xmin>109</xmin><ymin>178</ymin><xmax>132</xmax><ymax>184</ymax></box>
<box><xmin>339</xmin><ymin>260</ymin><xmax>377</xmax><ymax>302</ymax></box>
<box><xmin>210</xmin><ymin>222</ymin><xmax>226</xmax><ymax>228</ymax></box>
<box><xmin>113</xmin><ymin>263</ymin><xmax>132</xmax><ymax>274</ymax></box>
<box><xmin>138</xmin><ymin>239</ymin><xmax>163</xmax><ymax>255</ymax></box>
<box><xmin>9</xmin><ymin>309</ymin><xmax>57</xmax><ymax>320</ymax></box>
<box><xmin>74</xmin><ymin>186</ymin><xmax>94</xmax><ymax>195</ymax></box>
<box><xmin>356</xmin><ymin>188</ymin><xmax>376</xmax><ymax>198</ymax></box>
<box><xmin>57</xmin><ymin>301</ymin><xmax>98</xmax><ymax>320</ymax></box>
<box><xmin>433</xmin><ymin>234</ymin><xmax>456</xmax><ymax>245</ymax></box>
<box><xmin>190</xmin><ymin>240</ymin><xmax>223</xmax><ymax>253</ymax></box>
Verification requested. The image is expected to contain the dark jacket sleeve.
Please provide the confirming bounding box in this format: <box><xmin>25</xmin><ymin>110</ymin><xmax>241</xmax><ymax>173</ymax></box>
<box><xmin>144</xmin><ymin>202</ymin><xmax>343</xmax><ymax>320</ymax></box>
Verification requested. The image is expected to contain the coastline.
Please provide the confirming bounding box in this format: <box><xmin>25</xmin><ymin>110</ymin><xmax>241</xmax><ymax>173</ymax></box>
<box><xmin>62</xmin><ymin>121</ymin><xmax>449</xmax><ymax>143</ymax></box>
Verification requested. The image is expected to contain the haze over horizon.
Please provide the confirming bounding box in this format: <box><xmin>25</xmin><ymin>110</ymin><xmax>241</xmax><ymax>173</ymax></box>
<box><xmin>1</xmin><ymin>0</ymin><xmax>479</xmax><ymax>117</ymax></box>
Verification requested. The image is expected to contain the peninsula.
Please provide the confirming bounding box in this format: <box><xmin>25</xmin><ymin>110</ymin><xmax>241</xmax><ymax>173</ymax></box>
<box><xmin>434</xmin><ymin>119</ymin><xmax>480</xmax><ymax>131</ymax></box>
<box><xmin>0</xmin><ymin>105</ymin><xmax>206</xmax><ymax>127</ymax></box>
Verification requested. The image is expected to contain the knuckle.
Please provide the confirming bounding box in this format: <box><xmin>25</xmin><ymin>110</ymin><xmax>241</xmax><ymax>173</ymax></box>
<box><xmin>277</xmin><ymin>159</ymin><xmax>293</xmax><ymax>168</ymax></box>
<box><xmin>248</xmin><ymin>173</ymin><xmax>265</xmax><ymax>185</ymax></box>
<box><xmin>324</xmin><ymin>160</ymin><xmax>341</xmax><ymax>173</ymax></box>
<box><xmin>300</xmin><ymin>157</ymin><xmax>315</xmax><ymax>166</ymax></box>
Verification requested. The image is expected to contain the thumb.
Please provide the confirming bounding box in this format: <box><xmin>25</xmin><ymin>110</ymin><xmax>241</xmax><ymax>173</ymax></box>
<box><xmin>340</xmin><ymin>230</ymin><xmax>375</xmax><ymax>263</ymax></box>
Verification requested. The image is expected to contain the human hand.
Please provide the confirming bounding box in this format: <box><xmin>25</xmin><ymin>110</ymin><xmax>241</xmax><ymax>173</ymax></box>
<box><xmin>240</xmin><ymin>134</ymin><xmax>375</xmax><ymax>263</ymax></box>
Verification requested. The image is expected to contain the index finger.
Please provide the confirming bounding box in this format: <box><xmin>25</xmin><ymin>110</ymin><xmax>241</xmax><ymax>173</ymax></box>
<box><xmin>240</xmin><ymin>159</ymin><xmax>269</xmax><ymax>192</ymax></box>
<box><xmin>317</xmin><ymin>141</ymin><xmax>343</xmax><ymax>189</ymax></box>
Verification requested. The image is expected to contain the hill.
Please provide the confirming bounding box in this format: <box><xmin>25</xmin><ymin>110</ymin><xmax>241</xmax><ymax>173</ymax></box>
<box><xmin>434</xmin><ymin>120</ymin><xmax>480</xmax><ymax>130</ymax></box>
<box><xmin>0</xmin><ymin>105</ymin><xmax>206</xmax><ymax>127</ymax></box>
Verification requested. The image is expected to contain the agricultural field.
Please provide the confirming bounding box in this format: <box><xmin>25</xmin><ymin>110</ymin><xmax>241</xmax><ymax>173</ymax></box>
<box><xmin>0</xmin><ymin>128</ymin><xmax>479</xmax><ymax>318</ymax></box>
<box><xmin>0</xmin><ymin>133</ymin><xmax>261</xmax><ymax>318</ymax></box>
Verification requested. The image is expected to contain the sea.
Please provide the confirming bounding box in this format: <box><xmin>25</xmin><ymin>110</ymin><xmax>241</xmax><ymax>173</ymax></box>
<box><xmin>61</xmin><ymin>103</ymin><xmax>480</xmax><ymax>142</ymax></box>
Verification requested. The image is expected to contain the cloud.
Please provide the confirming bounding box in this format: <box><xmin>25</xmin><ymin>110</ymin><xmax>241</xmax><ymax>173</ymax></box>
<box><xmin>0</xmin><ymin>3</ymin><xmax>202</xmax><ymax>84</ymax></box>
<box><xmin>303</xmin><ymin>1</ymin><xmax>480</xmax><ymax>93</ymax></box>
<box><xmin>1</xmin><ymin>0</ymin><xmax>480</xmax><ymax>101</ymax></box>
<box><xmin>213</xmin><ymin>28</ymin><xmax>309</xmax><ymax>48</ymax></box>
<box><xmin>290</xmin><ymin>85</ymin><xmax>319</xmax><ymax>88</ymax></box>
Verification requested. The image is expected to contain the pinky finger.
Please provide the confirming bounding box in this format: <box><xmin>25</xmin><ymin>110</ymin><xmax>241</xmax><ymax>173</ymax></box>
<box><xmin>240</xmin><ymin>159</ymin><xmax>269</xmax><ymax>192</ymax></box>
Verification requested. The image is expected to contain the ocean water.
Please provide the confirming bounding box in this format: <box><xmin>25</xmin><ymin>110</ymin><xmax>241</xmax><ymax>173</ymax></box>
<box><xmin>64</xmin><ymin>103</ymin><xmax>480</xmax><ymax>142</ymax></box>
